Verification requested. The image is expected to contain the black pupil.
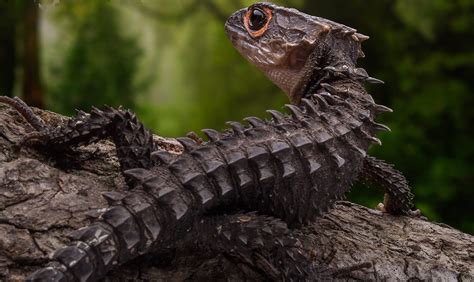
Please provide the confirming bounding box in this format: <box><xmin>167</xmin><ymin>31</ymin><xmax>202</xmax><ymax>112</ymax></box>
<box><xmin>249</xmin><ymin>8</ymin><xmax>267</xmax><ymax>31</ymax></box>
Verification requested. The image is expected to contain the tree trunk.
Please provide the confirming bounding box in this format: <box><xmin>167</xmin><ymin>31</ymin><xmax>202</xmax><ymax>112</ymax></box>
<box><xmin>21</xmin><ymin>1</ymin><xmax>43</xmax><ymax>108</ymax></box>
<box><xmin>0</xmin><ymin>106</ymin><xmax>472</xmax><ymax>281</ymax></box>
<box><xmin>0</xmin><ymin>1</ymin><xmax>17</xmax><ymax>97</ymax></box>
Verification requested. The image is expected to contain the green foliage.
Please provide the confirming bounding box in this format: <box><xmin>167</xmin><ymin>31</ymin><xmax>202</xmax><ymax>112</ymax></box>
<box><xmin>48</xmin><ymin>1</ymin><xmax>141</xmax><ymax>114</ymax></box>
<box><xmin>375</xmin><ymin>0</ymin><xmax>474</xmax><ymax>233</ymax></box>
<box><xmin>41</xmin><ymin>0</ymin><xmax>473</xmax><ymax>233</ymax></box>
<box><xmin>131</xmin><ymin>0</ymin><xmax>285</xmax><ymax>137</ymax></box>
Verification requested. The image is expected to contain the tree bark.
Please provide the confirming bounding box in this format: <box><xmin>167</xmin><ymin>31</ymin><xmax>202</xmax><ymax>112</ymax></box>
<box><xmin>0</xmin><ymin>106</ymin><xmax>472</xmax><ymax>281</ymax></box>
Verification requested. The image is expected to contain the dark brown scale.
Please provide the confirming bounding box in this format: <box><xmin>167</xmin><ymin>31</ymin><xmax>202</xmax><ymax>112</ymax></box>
<box><xmin>168</xmin><ymin>154</ymin><xmax>217</xmax><ymax>208</ymax></box>
<box><xmin>291</xmin><ymin>93</ymin><xmax>373</xmax><ymax>218</ymax></box>
<box><xmin>244</xmin><ymin>144</ymin><xmax>277</xmax><ymax>208</ymax></box>
<box><xmin>178</xmin><ymin>213</ymin><xmax>330</xmax><ymax>280</ymax></box>
<box><xmin>120</xmin><ymin>190</ymin><xmax>163</xmax><ymax>251</ymax></box>
<box><xmin>214</xmin><ymin>134</ymin><xmax>260</xmax><ymax>208</ymax></box>
<box><xmin>218</xmin><ymin>118</ymin><xmax>311</xmax><ymax>223</ymax></box>
<box><xmin>190</xmin><ymin>146</ymin><xmax>234</xmax><ymax>198</ymax></box>
<box><xmin>265</xmin><ymin>139</ymin><xmax>302</xmax><ymax>221</ymax></box>
<box><xmin>283</xmin><ymin>105</ymin><xmax>341</xmax><ymax>216</ymax></box>
<box><xmin>239</xmin><ymin>125</ymin><xmax>292</xmax><ymax>220</ymax></box>
<box><xmin>241</xmin><ymin>116</ymin><xmax>317</xmax><ymax>224</ymax></box>
<box><xmin>313</xmin><ymin>85</ymin><xmax>386</xmax><ymax>153</ymax></box>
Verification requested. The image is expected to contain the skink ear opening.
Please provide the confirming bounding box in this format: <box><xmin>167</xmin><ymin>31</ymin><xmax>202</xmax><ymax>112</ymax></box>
<box><xmin>288</xmin><ymin>42</ymin><xmax>314</xmax><ymax>70</ymax></box>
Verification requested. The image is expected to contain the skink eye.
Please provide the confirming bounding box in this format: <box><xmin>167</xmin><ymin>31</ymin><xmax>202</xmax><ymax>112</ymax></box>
<box><xmin>248</xmin><ymin>8</ymin><xmax>266</xmax><ymax>31</ymax></box>
<box><xmin>244</xmin><ymin>6</ymin><xmax>273</xmax><ymax>38</ymax></box>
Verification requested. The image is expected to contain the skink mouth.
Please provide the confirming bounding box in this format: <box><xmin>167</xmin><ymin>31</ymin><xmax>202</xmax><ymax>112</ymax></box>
<box><xmin>225</xmin><ymin>8</ymin><xmax>247</xmax><ymax>41</ymax></box>
<box><xmin>225</xmin><ymin>17</ymin><xmax>263</xmax><ymax>66</ymax></box>
<box><xmin>225</xmin><ymin>25</ymin><xmax>241</xmax><ymax>45</ymax></box>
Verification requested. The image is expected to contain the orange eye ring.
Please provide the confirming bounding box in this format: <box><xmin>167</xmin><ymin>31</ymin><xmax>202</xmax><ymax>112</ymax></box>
<box><xmin>244</xmin><ymin>6</ymin><xmax>273</xmax><ymax>38</ymax></box>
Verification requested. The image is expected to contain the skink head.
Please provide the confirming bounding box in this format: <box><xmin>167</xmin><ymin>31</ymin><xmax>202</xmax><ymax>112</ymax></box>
<box><xmin>225</xmin><ymin>2</ymin><xmax>365</xmax><ymax>104</ymax></box>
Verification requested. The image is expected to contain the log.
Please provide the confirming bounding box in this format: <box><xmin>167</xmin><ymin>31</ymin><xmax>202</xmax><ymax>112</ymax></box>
<box><xmin>0</xmin><ymin>105</ymin><xmax>472</xmax><ymax>281</ymax></box>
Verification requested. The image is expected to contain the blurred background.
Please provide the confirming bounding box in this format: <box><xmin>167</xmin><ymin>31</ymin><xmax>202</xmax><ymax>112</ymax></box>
<box><xmin>0</xmin><ymin>0</ymin><xmax>472</xmax><ymax>234</ymax></box>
